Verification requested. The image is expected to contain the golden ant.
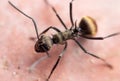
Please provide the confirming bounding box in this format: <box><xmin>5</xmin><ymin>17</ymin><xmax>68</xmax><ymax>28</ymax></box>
<box><xmin>8</xmin><ymin>0</ymin><xmax>120</xmax><ymax>81</ymax></box>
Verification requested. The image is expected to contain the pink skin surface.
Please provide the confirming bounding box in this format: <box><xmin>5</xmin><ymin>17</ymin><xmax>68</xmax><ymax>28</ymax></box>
<box><xmin>0</xmin><ymin>0</ymin><xmax>120</xmax><ymax>81</ymax></box>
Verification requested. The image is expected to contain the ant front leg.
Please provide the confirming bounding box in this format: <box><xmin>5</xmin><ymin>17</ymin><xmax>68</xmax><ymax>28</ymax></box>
<box><xmin>72</xmin><ymin>38</ymin><xmax>113</xmax><ymax>69</ymax></box>
<box><xmin>46</xmin><ymin>42</ymin><xmax>68</xmax><ymax>81</ymax></box>
<box><xmin>30</xmin><ymin>26</ymin><xmax>61</xmax><ymax>41</ymax></box>
<box><xmin>38</xmin><ymin>26</ymin><xmax>61</xmax><ymax>37</ymax></box>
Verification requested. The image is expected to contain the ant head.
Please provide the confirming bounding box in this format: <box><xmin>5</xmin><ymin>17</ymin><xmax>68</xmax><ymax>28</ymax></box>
<box><xmin>35</xmin><ymin>35</ymin><xmax>53</xmax><ymax>52</ymax></box>
<box><xmin>78</xmin><ymin>16</ymin><xmax>97</xmax><ymax>36</ymax></box>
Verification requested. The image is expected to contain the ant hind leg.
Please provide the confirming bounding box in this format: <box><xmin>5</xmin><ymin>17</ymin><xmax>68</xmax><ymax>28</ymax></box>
<box><xmin>69</xmin><ymin>0</ymin><xmax>75</xmax><ymax>29</ymax></box>
<box><xmin>72</xmin><ymin>38</ymin><xmax>113</xmax><ymax>69</ymax></box>
<box><xmin>80</xmin><ymin>32</ymin><xmax>120</xmax><ymax>40</ymax></box>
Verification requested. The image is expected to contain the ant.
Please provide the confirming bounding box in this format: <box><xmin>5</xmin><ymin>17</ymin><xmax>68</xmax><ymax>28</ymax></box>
<box><xmin>9</xmin><ymin>0</ymin><xmax>120</xmax><ymax>81</ymax></box>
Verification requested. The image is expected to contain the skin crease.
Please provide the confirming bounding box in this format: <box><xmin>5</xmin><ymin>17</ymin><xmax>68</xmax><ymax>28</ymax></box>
<box><xmin>0</xmin><ymin>0</ymin><xmax>120</xmax><ymax>81</ymax></box>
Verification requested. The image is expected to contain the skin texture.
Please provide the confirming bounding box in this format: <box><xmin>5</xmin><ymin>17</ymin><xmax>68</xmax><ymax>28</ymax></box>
<box><xmin>0</xmin><ymin>0</ymin><xmax>120</xmax><ymax>81</ymax></box>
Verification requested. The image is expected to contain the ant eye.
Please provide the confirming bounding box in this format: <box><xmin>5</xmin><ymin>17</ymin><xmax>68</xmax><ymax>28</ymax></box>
<box><xmin>79</xmin><ymin>16</ymin><xmax>97</xmax><ymax>36</ymax></box>
<box><xmin>43</xmin><ymin>43</ymin><xmax>49</xmax><ymax>50</ymax></box>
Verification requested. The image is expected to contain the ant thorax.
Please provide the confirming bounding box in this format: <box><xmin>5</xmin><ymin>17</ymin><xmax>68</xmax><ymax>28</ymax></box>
<box><xmin>52</xmin><ymin>29</ymin><xmax>74</xmax><ymax>44</ymax></box>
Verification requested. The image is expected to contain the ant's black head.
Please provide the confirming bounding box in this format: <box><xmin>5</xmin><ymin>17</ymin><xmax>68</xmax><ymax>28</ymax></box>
<box><xmin>35</xmin><ymin>35</ymin><xmax>53</xmax><ymax>52</ymax></box>
<box><xmin>78</xmin><ymin>16</ymin><xmax>97</xmax><ymax>36</ymax></box>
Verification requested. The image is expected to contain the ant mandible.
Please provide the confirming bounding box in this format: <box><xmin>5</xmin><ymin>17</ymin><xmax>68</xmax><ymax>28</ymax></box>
<box><xmin>8</xmin><ymin>0</ymin><xmax>120</xmax><ymax>81</ymax></box>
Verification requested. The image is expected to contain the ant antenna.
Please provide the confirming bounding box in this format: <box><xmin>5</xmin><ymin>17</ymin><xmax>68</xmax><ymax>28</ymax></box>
<box><xmin>8</xmin><ymin>1</ymin><xmax>40</xmax><ymax>40</ymax></box>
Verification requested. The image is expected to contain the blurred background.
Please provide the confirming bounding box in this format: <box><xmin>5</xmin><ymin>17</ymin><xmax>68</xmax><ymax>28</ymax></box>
<box><xmin>0</xmin><ymin>0</ymin><xmax>120</xmax><ymax>81</ymax></box>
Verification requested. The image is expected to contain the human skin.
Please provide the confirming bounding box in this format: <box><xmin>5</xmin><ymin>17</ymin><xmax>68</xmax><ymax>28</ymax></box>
<box><xmin>0</xmin><ymin>0</ymin><xmax>120</xmax><ymax>81</ymax></box>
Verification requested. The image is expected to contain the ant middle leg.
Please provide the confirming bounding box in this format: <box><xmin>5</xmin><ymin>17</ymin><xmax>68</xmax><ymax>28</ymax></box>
<box><xmin>44</xmin><ymin>0</ymin><xmax>68</xmax><ymax>30</ymax></box>
<box><xmin>46</xmin><ymin>42</ymin><xmax>68</xmax><ymax>81</ymax></box>
<box><xmin>72</xmin><ymin>38</ymin><xmax>113</xmax><ymax>69</ymax></box>
<box><xmin>80</xmin><ymin>32</ymin><xmax>120</xmax><ymax>40</ymax></box>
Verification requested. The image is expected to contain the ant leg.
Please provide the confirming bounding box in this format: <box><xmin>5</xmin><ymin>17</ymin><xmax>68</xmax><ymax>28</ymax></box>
<box><xmin>80</xmin><ymin>32</ymin><xmax>120</xmax><ymax>40</ymax></box>
<box><xmin>46</xmin><ymin>42</ymin><xmax>68</xmax><ymax>81</ymax></box>
<box><xmin>39</xmin><ymin>26</ymin><xmax>61</xmax><ymax>37</ymax></box>
<box><xmin>69</xmin><ymin>0</ymin><xmax>74</xmax><ymax>30</ymax></box>
<box><xmin>44</xmin><ymin>0</ymin><xmax>68</xmax><ymax>30</ymax></box>
<box><xmin>30</xmin><ymin>26</ymin><xmax>61</xmax><ymax>40</ymax></box>
<box><xmin>72</xmin><ymin>38</ymin><xmax>113</xmax><ymax>69</ymax></box>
